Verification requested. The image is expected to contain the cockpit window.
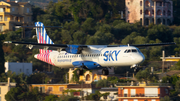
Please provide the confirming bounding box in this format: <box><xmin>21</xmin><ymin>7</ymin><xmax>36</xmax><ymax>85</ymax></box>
<box><xmin>132</xmin><ymin>49</ymin><xmax>137</xmax><ymax>52</ymax></box>
<box><xmin>124</xmin><ymin>49</ymin><xmax>138</xmax><ymax>53</ymax></box>
<box><xmin>127</xmin><ymin>50</ymin><xmax>131</xmax><ymax>53</ymax></box>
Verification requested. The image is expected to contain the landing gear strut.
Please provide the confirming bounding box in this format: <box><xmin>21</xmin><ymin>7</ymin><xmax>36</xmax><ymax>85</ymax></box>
<box><xmin>102</xmin><ymin>69</ymin><xmax>109</xmax><ymax>75</ymax></box>
<box><xmin>76</xmin><ymin>69</ymin><xmax>84</xmax><ymax>75</ymax></box>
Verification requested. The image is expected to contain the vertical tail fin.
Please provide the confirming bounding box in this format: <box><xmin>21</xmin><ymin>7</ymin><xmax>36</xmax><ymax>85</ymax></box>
<box><xmin>35</xmin><ymin>22</ymin><xmax>54</xmax><ymax>54</ymax></box>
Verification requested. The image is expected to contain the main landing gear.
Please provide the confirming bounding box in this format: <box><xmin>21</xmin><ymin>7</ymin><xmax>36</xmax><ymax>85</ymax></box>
<box><xmin>102</xmin><ymin>69</ymin><xmax>109</xmax><ymax>75</ymax></box>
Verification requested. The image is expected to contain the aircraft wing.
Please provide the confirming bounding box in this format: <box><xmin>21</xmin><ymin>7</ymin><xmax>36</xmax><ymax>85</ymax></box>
<box><xmin>4</xmin><ymin>41</ymin><xmax>87</xmax><ymax>53</ymax></box>
<box><xmin>131</xmin><ymin>42</ymin><xmax>176</xmax><ymax>47</ymax></box>
<box><xmin>4</xmin><ymin>41</ymin><xmax>175</xmax><ymax>53</ymax></box>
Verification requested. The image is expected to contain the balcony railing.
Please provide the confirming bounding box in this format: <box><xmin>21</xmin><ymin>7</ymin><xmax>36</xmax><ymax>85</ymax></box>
<box><xmin>116</xmin><ymin>83</ymin><xmax>171</xmax><ymax>86</ymax></box>
<box><xmin>118</xmin><ymin>94</ymin><xmax>160</xmax><ymax>97</ymax></box>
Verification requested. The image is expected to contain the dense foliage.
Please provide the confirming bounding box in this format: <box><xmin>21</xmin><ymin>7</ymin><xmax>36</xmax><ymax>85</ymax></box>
<box><xmin>0</xmin><ymin>34</ymin><xmax>5</xmax><ymax>74</ymax></box>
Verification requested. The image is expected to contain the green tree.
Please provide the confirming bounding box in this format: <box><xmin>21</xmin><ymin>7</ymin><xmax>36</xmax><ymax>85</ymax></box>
<box><xmin>5</xmin><ymin>87</ymin><xmax>23</xmax><ymax>101</ymax></box>
<box><xmin>58</xmin><ymin>95</ymin><xmax>79</xmax><ymax>101</ymax></box>
<box><xmin>28</xmin><ymin>72</ymin><xmax>50</xmax><ymax>84</ymax></box>
<box><xmin>44</xmin><ymin>95</ymin><xmax>58</xmax><ymax>101</ymax></box>
<box><xmin>96</xmin><ymin>79</ymin><xmax>109</xmax><ymax>87</ymax></box>
<box><xmin>135</xmin><ymin>68</ymin><xmax>158</xmax><ymax>83</ymax></box>
<box><xmin>5</xmin><ymin>87</ymin><xmax>42</xmax><ymax>101</ymax></box>
<box><xmin>0</xmin><ymin>34</ymin><xmax>5</xmax><ymax>74</ymax></box>
<box><xmin>86</xmin><ymin>90</ymin><xmax>102</xmax><ymax>100</ymax></box>
<box><xmin>81</xmin><ymin>18</ymin><xmax>96</xmax><ymax>35</ymax></box>
<box><xmin>73</xmin><ymin>31</ymin><xmax>87</xmax><ymax>44</ymax></box>
<box><xmin>160</xmin><ymin>96</ymin><xmax>170</xmax><ymax>101</ymax></box>
<box><xmin>175</xmin><ymin>80</ymin><xmax>180</xmax><ymax>92</ymax></box>
<box><xmin>147</xmin><ymin>24</ymin><xmax>173</xmax><ymax>42</ymax></box>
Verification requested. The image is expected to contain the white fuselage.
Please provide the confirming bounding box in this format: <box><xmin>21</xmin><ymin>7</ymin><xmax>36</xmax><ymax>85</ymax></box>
<box><xmin>35</xmin><ymin>46</ymin><xmax>145</xmax><ymax>69</ymax></box>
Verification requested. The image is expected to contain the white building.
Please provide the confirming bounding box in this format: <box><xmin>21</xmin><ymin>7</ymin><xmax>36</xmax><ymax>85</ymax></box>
<box><xmin>5</xmin><ymin>62</ymin><xmax>32</xmax><ymax>76</ymax></box>
<box><xmin>0</xmin><ymin>78</ymin><xmax>16</xmax><ymax>101</ymax></box>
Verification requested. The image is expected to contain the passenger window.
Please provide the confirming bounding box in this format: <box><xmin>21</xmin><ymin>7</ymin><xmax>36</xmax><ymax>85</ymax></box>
<box><xmin>124</xmin><ymin>50</ymin><xmax>127</xmax><ymax>53</ymax></box>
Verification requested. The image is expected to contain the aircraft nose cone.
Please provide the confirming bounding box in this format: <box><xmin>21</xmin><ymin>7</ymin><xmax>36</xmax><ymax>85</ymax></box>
<box><xmin>138</xmin><ymin>54</ymin><xmax>145</xmax><ymax>63</ymax></box>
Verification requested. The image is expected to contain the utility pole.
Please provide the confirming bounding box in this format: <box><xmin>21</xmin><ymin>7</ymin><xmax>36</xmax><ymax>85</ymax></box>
<box><xmin>162</xmin><ymin>50</ymin><xmax>165</xmax><ymax>73</ymax></box>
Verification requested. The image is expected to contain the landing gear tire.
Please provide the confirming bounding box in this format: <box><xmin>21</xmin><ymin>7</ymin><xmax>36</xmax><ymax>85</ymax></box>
<box><xmin>77</xmin><ymin>69</ymin><xmax>83</xmax><ymax>76</ymax></box>
<box><xmin>102</xmin><ymin>69</ymin><xmax>109</xmax><ymax>75</ymax></box>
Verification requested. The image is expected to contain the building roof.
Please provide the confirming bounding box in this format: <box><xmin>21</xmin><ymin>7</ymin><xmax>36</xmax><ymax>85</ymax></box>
<box><xmin>31</xmin><ymin>83</ymin><xmax>70</xmax><ymax>85</ymax></box>
<box><xmin>18</xmin><ymin>2</ymin><xmax>29</xmax><ymax>5</ymax></box>
<box><xmin>166</xmin><ymin>70</ymin><xmax>180</xmax><ymax>76</ymax></box>
<box><xmin>5</xmin><ymin>1</ymin><xmax>30</xmax><ymax>6</ymax></box>
<box><xmin>100</xmin><ymin>87</ymin><xmax>118</xmax><ymax>91</ymax></box>
<box><xmin>6</xmin><ymin>2</ymin><xmax>19</xmax><ymax>6</ymax></box>
<box><xmin>0</xmin><ymin>5</ymin><xmax>10</xmax><ymax>8</ymax></box>
<box><xmin>67</xmin><ymin>84</ymin><xmax>101</xmax><ymax>89</ymax></box>
<box><xmin>0</xmin><ymin>82</ymin><xmax>16</xmax><ymax>86</ymax></box>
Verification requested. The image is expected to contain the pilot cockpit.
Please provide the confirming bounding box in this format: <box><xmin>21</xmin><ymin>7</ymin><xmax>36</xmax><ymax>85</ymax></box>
<box><xmin>124</xmin><ymin>49</ymin><xmax>138</xmax><ymax>53</ymax></box>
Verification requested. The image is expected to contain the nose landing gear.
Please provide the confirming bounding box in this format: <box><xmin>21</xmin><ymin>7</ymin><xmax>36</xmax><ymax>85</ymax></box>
<box><xmin>76</xmin><ymin>69</ymin><xmax>84</xmax><ymax>75</ymax></box>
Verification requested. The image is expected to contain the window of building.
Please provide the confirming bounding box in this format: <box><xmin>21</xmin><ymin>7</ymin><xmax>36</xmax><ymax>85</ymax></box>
<box><xmin>145</xmin><ymin>18</ymin><xmax>149</xmax><ymax>25</ymax></box>
<box><xmin>140</xmin><ymin>1</ymin><xmax>142</xmax><ymax>6</ymax></box>
<box><xmin>152</xmin><ymin>10</ymin><xmax>154</xmax><ymax>15</ymax></box>
<box><xmin>26</xmin><ymin>69</ymin><xmax>29</xmax><ymax>75</ymax></box>
<box><xmin>11</xmin><ymin>7</ymin><xmax>14</xmax><ymax>12</ymax></box>
<box><xmin>86</xmin><ymin>74</ymin><xmax>90</xmax><ymax>81</ymax></box>
<box><xmin>151</xmin><ymin>99</ymin><xmax>156</xmax><ymax>101</ymax></box>
<box><xmin>168</xmin><ymin>10</ymin><xmax>171</xmax><ymax>16</ymax></box>
<box><xmin>123</xmin><ymin>99</ymin><xmax>128</xmax><ymax>101</ymax></box>
<box><xmin>165</xmin><ymin>88</ymin><xmax>168</xmax><ymax>94</ymax></box>
<box><xmin>27</xmin><ymin>8</ymin><xmax>29</xmax><ymax>13</ymax></box>
<box><xmin>167</xmin><ymin>19</ymin><xmax>171</xmax><ymax>25</ymax></box>
<box><xmin>124</xmin><ymin>89</ymin><xmax>128</xmax><ymax>97</ymax></box>
<box><xmin>140</xmin><ymin>10</ymin><xmax>142</xmax><ymax>14</ymax></box>
<box><xmin>163</xmin><ymin>10</ymin><xmax>166</xmax><ymax>16</ymax></box>
<box><xmin>131</xmin><ymin>89</ymin><xmax>136</xmax><ymax>97</ymax></box>
<box><xmin>59</xmin><ymin>87</ymin><xmax>64</xmax><ymax>91</ymax></box>
<box><xmin>145</xmin><ymin>88</ymin><xmax>158</xmax><ymax>97</ymax></box>
<box><xmin>0</xmin><ymin>25</ymin><xmax>3</xmax><ymax>32</ymax></box>
<box><xmin>0</xmin><ymin>8</ymin><xmax>3</xmax><ymax>12</ymax></box>
<box><xmin>134</xmin><ymin>99</ymin><xmax>138</xmax><ymax>101</ymax></box>
<box><xmin>0</xmin><ymin>16</ymin><xmax>2</xmax><ymax>21</ymax></box>
<box><xmin>145</xmin><ymin>1</ymin><xmax>150</xmax><ymax>7</ymax></box>
<box><xmin>163</xmin><ymin>19</ymin><xmax>165</xmax><ymax>24</ymax></box>
<box><xmin>159</xmin><ymin>2</ymin><xmax>162</xmax><ymax>6</ymax></box>
<box><xmin>4</xmin><ymin>16</ymin><xmax>7</xmax><ymax>21</ymax></box>
<box><xmin>145</xmin><ymin>10</ymin><xmax>149</xmax><ymax>15</ymax></box>
<box><xmin>48</xmin><ymin>87</ymin><xmax>53</xmax><ymax>91</ymax></box>
<box><xmin>39</xmin><ymin>87</ymin><xmax>45</xmax><ymax>93</ymax></box>
<box><xmin>157</xmin><ymin>10</ymin><xmax>162</xmax><ymax>15</ymax></box>
<box><xmin>167</xmin><ymin>2</ymin><xmax>171</xmax><ymax>8</ymax></box>
<box><xmin>157</xmin><ymin>18</ymin><xmax>162</xmax><ymax>24</ymax></box>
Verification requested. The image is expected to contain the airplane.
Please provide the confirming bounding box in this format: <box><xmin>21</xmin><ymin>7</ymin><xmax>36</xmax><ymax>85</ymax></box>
<box><xmin>4</xmin><ymin>22</ymin><xmax>175</xmax><ymax>75</ymax></box>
